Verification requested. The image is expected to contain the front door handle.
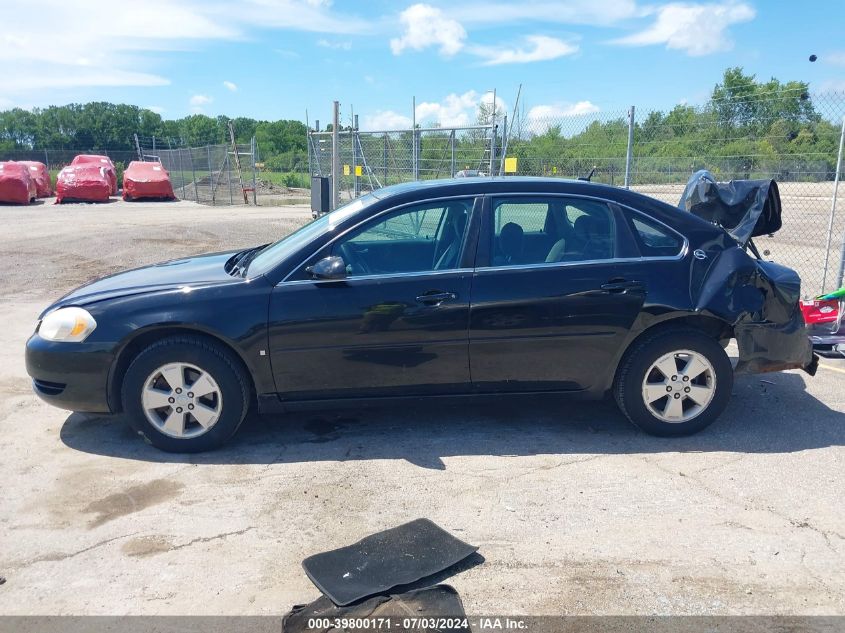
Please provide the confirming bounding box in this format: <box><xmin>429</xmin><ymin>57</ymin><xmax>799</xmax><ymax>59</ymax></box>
<box><xmin>416</xmin><ymin>291</ymin><xmax>457</xmax><ymax>306</ymax></box>
<box><xmin>601</xmin><ymin>280</ymin><xmax>644</xmax><ymax>293</ymax></box>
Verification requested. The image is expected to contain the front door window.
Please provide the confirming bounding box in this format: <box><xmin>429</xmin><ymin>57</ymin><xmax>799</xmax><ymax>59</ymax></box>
<box><xmin>332</xmin><ymin>200</ymin><xmax>472</xmax><ymax>277</ymax></box>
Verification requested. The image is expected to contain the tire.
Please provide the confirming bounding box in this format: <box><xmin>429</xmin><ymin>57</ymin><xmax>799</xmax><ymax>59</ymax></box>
<box><xmin>613</xmin><ymin>327</ymin><xmax>733</xmax><ymax>437</ymax></box>
<box><xmin>120</xmin><ymin>335</ymin><xmax>250</xmax><ymax>452</ymax></box>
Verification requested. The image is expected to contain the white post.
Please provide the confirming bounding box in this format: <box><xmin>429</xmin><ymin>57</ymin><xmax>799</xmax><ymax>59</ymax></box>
<box><xmin>412</xmin><ymin>96</ymin><xmax>418</xmax><ymax>180</ymax></box>
<box><xmin>489</xmin><ymin>89</ymin><xmax>497</xmax><ymax>177</ymax></box>
<box><xmin>332</xmin><ymin>100</ymin><xmax>340</xmax><ymax>210</ymax></box>
<box><xmin>823</xmin><ymin>116</ymin><xmax>845</xmax><ymax>290</ymax></box>
<box><xmin>624</xmin><ymin>105</ymin><xmax>635</xmax><ymax>189</ymax></box>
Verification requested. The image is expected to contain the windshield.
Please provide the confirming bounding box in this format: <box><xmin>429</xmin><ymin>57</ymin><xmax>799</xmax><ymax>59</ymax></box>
<box><xmin>246</xmin><ymin>194</ymin><xmax>378</xmax><ymax>277</ymax></box>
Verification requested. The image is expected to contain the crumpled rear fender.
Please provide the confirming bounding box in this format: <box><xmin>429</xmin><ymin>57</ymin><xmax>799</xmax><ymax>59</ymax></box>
<box><xmin>692</xmin><ymin>245</ymin><xmax>817</xmax><ymax>376</ymax></box>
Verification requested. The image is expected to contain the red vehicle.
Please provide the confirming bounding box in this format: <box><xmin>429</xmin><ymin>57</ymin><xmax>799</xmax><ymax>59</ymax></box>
<box><xmin>123</xmin><ymin>161</ymin><xmax>176</xmax><ymax>201</ymax></box>
<box><xmin>800</xmin><ymin>298</ymin><xmax>844</xmax><ymax>358</ymax></box>
<box><xmin>17</xmin><ymin>161</ymin><xmax>53</xmax><ymax>197</ymax></box>
<box><xmin>0</xmin><ymin>161</ymin><xmax>37</xmax><ymax>204</ymax></box>
<box><xmin>71</xmin><ymin>154</ymin><xmax>117</xmax><ymax>195</ymax></box>
<box><xmin>55</xmin><ymin>164</ymin><xmax>111</xmax><ymax>203</ymax></box>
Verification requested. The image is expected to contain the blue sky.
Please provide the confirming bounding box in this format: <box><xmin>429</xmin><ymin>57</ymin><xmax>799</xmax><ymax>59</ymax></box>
<box><xmin>2</xmin><ymin>0</ymin><xmax>844</xmax><ymax>129</ymax></box>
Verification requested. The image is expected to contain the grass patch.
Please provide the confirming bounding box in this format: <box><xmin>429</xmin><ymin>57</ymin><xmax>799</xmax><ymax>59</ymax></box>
<box><xmin>258</xmin><ymin>172</ymin><xmax>311</xmax><ymax>189</ymax></box>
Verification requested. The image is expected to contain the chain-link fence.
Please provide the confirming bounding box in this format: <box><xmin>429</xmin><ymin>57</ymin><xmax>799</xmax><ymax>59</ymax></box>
<box><xmin>135</xmin><ymin>136</ymin><xmax>258</xmax><ymax>205</ymax></box>
<box><xmin>308</xmin><ymin>124</ymin><xmax>497</xmax><ymax>200</ymax></box>
<box><xmin>0</xmin><ymin>148</ymin><xmax>139</xmax><ymax>182</ymax></box>
<box><xmin>308</xmin><ymin>91</ymin><xmax>845</xmax><ymax>296</ymax></box>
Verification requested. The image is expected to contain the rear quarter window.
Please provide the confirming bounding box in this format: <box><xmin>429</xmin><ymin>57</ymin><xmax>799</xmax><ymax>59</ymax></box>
<box><xmin>629</xmin><ymin>215</ymin><xmax>684</xmax><ymax>257</ymax></box>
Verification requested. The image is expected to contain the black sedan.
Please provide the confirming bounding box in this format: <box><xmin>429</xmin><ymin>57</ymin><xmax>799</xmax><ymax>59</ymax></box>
<box><xmin>26</xmin><ymin>177</ymin><xmax>816</xmax><ymax>452</ymax></box>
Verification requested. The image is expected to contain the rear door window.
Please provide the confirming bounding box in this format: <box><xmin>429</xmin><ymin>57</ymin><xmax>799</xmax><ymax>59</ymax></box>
<box><xmin>488</xmin><ymin>197</ymin><xmax>617</xmax><ymax>266</ymax></box>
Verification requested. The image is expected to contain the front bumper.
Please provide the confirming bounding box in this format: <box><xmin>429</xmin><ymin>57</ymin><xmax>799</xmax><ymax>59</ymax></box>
<box><xmin>25</xmin><ymin>334</ymin><xmax>115</xmax><ymax>413</ymax></box>
<box><xmin>809</xmin><ymin>331</ymin><xmax>845</xmax><ymax>359</ymax></box>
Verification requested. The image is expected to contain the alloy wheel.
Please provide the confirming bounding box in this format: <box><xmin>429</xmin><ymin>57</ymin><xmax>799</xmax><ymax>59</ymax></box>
<box><xmin>641</xmin><ymin>349</ymin><xmax>716</xmax><ymax>423</ymax></box>
<box><xmin>141</xmin><ymin>362</ymin><xmax>223</xmax><ymax>438</ymax></box>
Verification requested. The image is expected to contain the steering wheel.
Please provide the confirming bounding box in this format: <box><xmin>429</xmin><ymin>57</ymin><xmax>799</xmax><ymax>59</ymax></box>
<box><xmin>339</xmin><ymin>242</ymin><xmax>371</xmax><ymax>276</ymax></box>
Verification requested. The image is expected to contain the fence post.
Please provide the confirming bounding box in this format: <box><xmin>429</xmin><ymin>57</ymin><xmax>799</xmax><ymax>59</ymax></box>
<box><xmin>176</xmin><ymin>144</ymin><xmax>185</xmax><ymax>197</ymax></box>
<box><xmin>44</xmin><ymin>149</ymin><xmax>49</xmax><ymax>169</ymax></box>
<box><xmin>332</xmin><ymin>100</ymin><xmax>340</xmax><ymax>209</ymax></box>
<box><xmin>624</xmin><ymin>105</ymin><xmax>635</xmax><ymax>189</ymax></box>
<box><xmin>307</xmin><ymin>129</ymin><xmax>313</xmax><ymax>178</ymax></box>
<box><xmin>227</xmin><ymin>153</ymin><xmax>234</xmax><ymax>205</ymax></box>
<box><xmin>353</xmin><ymin>114</ymin><xmax>359</xmax><ymax>198</ymax></box>
<box><xmin>499</xmin><ymin>115</ymin><xmax>508</xmax><ymax>176</ymax></box>
<box><xmin>191</xmin><ymin>147</ymin><xmax>198</xmax><ymax>202</ymax></box>
<box><xmin>450</xmin><ymin>130</ymin><xmax>455</xmax><ymax>177</ymax></box>
<box><xmin>489</xmin><ymin>124</ymin><xmax>496</xmax><ymax>177</ymax></box>
<box><xmin>383</xmin><ymin>134</ymin><xmax>388</xmax><ymax>186</ymax></box>
<box><xmin>824</xmin><ymin>116</ymin><xmax>845</xmax><ymax>289</ymax></box>
<box><xmin>251</xmin><ymin>136</ymin><xmax>258</xmax><ymax>205</ymax></box>
<box><xmin>412</xmin><ymin>96</ymin><xmax>418</xmax><ymax>181</ymax></box>
<box><xmin>207</xmin><ymin>145</ymin><xmax>214</xmax><ymax>204</ymax></box>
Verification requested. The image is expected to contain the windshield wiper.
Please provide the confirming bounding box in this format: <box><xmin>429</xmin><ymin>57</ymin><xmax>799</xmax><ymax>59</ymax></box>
<box><xmin>227</xmin><ymin>249</ymin><xmax>252</xmax><ymax>277</ymax></box>
<box><xmin>230</xmin><ymin>244</ymin><xmax>269</xmax><ymax>277</ymax></box>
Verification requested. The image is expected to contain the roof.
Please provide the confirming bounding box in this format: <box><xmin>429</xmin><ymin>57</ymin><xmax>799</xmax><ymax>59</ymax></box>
<box><xmin>360</xmin><ymin>176</ymin><xmax>713</xmax><ymax>237</ymax></box>
<box><xmin>369</xmin><ymin>176</ymin><xmax>623</xmax><ymax>201</ymax></box>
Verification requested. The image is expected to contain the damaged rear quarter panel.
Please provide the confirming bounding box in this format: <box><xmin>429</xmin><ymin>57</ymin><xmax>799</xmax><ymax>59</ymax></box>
<box><xmin>691</xmin><ymin>244</ymin><xmax>815</xmax><ymax>375</ymax></box>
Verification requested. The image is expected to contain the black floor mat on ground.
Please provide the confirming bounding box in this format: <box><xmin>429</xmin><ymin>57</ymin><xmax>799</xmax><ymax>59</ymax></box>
<box><xmin>283</xmin><ymin>584</ymin><xmax>471</xmax><ymax>633</ymax></box>
<box><xmin>301</xmin><ymin>519</ymin><xmax>477</xmax><ymax>606</ymax></box>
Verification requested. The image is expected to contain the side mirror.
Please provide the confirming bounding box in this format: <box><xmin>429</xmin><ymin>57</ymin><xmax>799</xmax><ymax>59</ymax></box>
<box><xmin>306</xmin><ymin>256</ymin><xmax>347</xmax><ymax>280</ymax></box>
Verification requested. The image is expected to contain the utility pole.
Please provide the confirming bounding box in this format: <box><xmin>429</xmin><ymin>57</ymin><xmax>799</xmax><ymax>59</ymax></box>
<box><xmin>412</xmin><ymin>96</ymin><xmax>418</xmax><ymax>180</ymax></box>
<box><xmin>624</xmin><ymin>105</ymin><xmax>635</xmax><ymax>189</ymax></box>
<box><xmin>353</xmin><ymin>114</ymin><xmax>359</xmax><ymax>198</ymax></box>
<box><xmin>823</xmin><ymin>116</ymin><xmax>845</xmax><ymax>289</ymax></box>
<box><xmin>332</xmin><ymin>100</ymin><xmax>340</xmax><ymax>209</ymax></box>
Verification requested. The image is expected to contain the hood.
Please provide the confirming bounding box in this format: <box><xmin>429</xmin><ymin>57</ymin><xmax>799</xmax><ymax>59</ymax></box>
<box><xmin>678</xmin><ymin>170</ymin><xmax>782</xmax><ymax>245</ymax></box>
<box><xmin>49</xmin><ymin>249</ymin><xmax>243</xmax><ymax>310</ymax></box>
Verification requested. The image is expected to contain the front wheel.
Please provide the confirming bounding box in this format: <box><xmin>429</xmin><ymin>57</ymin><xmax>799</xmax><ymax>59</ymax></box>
<box><xmin>613</xmin><ymin>328</ymin><xmax>733</xmax><ymax>436</ymax></box>
<box><xmin>121</xmin><ymin>336</ymin><xmax>250</xmax><ymax>452</ymax></box>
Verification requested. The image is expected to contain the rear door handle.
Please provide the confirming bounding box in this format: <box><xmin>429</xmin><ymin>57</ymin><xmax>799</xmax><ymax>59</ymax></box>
<box><xmin>416</xmin><ymin>291</ymin><xmax>457</xmax><ymax>305</ymax></box>
<box><xmin>601</xmin><ymin>280</ymin><xmax>644</xmax><ymax>293</ymax></box>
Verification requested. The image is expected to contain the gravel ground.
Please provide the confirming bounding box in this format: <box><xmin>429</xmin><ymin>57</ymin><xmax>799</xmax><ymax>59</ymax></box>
<box><xmin>0</xmin><ymin>197</ymin><xmax>843</xmax><ymax>616</ymax></box>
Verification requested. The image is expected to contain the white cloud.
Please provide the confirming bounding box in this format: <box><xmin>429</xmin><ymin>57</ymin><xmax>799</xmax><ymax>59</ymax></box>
<box><xmin>223</xmin><ymin>81</ymin><xmax>238</xmax><ymax>92</ymax></box>
<box><xmin>390</xmin><ymin>4</ymin><xmax>467</xmax><ymax>57</ymax></box>
<box><xmin>0</xmin><ymin>0</ymin><xmax>369</xmax><ymax>100</ymax></box>
<box><xmin>528</xmin><ymin>101</ymin><xmax>600</xmax><ymax>120</ymax></box>
<box><xmin>415</xmin><ymin>91</ymin><xmax>478</xmax><ymax>127</ymax></box>
<box><xmin>190</xmin><ymin>94</ymin><xmax>213</xmax><ymax>106</ymax></box>
<box><xmin>364</xmin><ymin>75</ymin><xmax>375</xmax><ymax>84</ymax></box>
<box><xmin>478</xmin><ymin>91</ymin><xmax>508</xmax><ymax>120</ymax></box>
<box><xmin>362</xmin><ymin>110</ymin><xmax>413</xmax><ymax>130</ymax></box>
<box><xmin>824</xmin><ymin>52</ymin><xmax>845</xmax><ymax>67</ymax></box>
<box><xmin>145</xmin><ymin>105</ymin><xmax>166</xmax><ymax>114</ymax></box>
<box><xmin>527</xmin><ymin>101</ymin><xmax>600</xmax><ymax>131</ymax></box>
<box><xmin>1</xmin><ymin>68</ymin><xmax>169</xmax><ymax>92</ymax></box>
<box><xmin>611</xmin><ymin>2</ymin><xmax>755</xmax><ymax>56</ymax></box>
<box><xmin>362</xmin><ymin>90</ymin><xmax>508</xmax><ymax>131</ymax></box>
<box><xmin>471</xmin><ymin>35</ymin><xmax>578</xmax><ymax>65</ymax></box>
<box><xmin>317</xmin><ymin>38</ymin><xmax>352</xmax><ymax>50</ymax></box>
<box><xmin>820</xmin><ymin>79</ymin><xmax>845</xmax><ymax>94</ymax></box>
<box><xmin>446</xmin><ymin>0</ymin><xmax>641</xmax><ymax>26</ymax></box>
<box><xmin>189</xmin><ymin>94</ymin><xmax>212</xmax><ymax>112</ymax></box>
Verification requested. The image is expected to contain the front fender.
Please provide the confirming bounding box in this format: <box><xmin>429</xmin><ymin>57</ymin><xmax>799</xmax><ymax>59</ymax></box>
<box><xmin>87</xmin><ymin>278</ymin><xmax>275</xmax><ymax>407</ymax></box>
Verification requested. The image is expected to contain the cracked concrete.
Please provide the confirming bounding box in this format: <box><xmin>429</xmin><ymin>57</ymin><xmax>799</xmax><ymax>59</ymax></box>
<box><xmin>0</xmin><ymin>201</ymin><xmax>843</xmax><ymax>615</ymax></box>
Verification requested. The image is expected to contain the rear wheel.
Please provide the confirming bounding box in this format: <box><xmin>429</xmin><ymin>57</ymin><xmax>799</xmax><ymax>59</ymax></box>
<box><xmin>614</xmin><ymin>328</ymin><xmax>733</xmax><ymax>436</ymax></box>
<box><xmin>121</xmin><ymin>336</ymin><xmax>250</xmax><ymax>452</ymax></box>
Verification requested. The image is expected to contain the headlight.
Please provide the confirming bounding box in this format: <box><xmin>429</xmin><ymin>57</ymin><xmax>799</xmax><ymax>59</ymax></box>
<box><xmin>38</xmin><ymin>307</ymin><xmax>97</xmax><ymax>342</ymax></box>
